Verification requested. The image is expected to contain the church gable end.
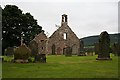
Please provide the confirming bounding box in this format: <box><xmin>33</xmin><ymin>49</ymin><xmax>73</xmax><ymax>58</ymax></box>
<box><xmin>48</xmin><ymin>14</ymin><xmax>80</xmax><ymax>55</ymax></box>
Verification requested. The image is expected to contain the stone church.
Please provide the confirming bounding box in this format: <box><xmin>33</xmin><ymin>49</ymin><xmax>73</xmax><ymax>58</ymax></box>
<box><xmin>31</xmin><ymin>14</ymin><xmax>80</xmax><ymax>55</ymax></box>
<box><xmin>47</xmin><ymin>14</ymin><xmax>80</xmax><ymax>55</ymax></box>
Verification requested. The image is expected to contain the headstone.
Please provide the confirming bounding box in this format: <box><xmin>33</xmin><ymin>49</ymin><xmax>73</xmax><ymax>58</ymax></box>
<box><xmin>78</xmin><ymin>40</ymin><xmax>86</xmax><ymax>56</ymax></box>
<box><xmin>40</xmin><ymin>54</ymin><xmax>46</xmax><ymax>63</ymax></box>
<box><xmin>4</xmin><ymin>47</ymin><xmax>14</xmax><ymax>56</ymax></box>
<box><xmin>0</xmin><ymin>57</ymin><xmax>3</xmax><ymax>62</ymax></box>
<box><xmin>112</xmin><ymin>43</ymin><xmax>120</xmax><ymax>56</ymax></box>
<box><xmin>65</xmin><ymin>46</ymin><xmax>72</xmax><ymax>56</ymax></box>
<box><xmin>94</xmin><ymin>42</ymin><xmax>99</xmax><ymax>55</ymax></box>
<box><xmin>28</xmin><ymin>58</ymin><xmax>32</xmax><ymax>63</ymax></box>
<box><xmin>96</xmin><ymin>31</ymin><xmax>112</xmax><ymax>60</ymax></box>
<box><xmin>84</xmin><ymin>47</ymin><xmax>94</xmax><ymax>56</ymax></box>
<box><xmin>2</xmin><ymin>58</ymin><xmax>4</xmax><ymax>62</ymax></box>
<box><xmin>34</xmin><ymin>54</ymin><xmax>46</xmax><ymax>63</ymax></box>
<box><xmin>28</xmin><ymin>40</ymin><xmax>38</xmax><ymax>56</ymax></box>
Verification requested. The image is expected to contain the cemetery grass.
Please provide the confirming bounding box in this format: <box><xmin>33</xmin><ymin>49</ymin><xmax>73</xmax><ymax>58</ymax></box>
<box><xmin>2</xmin><ymin>54</ymin><xmax>119</xmax><ymax>78</ymax></box>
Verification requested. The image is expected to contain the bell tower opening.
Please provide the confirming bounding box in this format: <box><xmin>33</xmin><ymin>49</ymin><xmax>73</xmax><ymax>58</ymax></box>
<box><xmin>61</xmin><ymin>14</ymin><xmax>68</xmax><ymax>26</ymax></box>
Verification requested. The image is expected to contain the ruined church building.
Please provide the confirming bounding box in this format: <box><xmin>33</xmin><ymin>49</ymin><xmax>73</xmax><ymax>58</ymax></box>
<box><xmin>33</xmin><ymin>14</ymin><xmax>80</xmax><ymax>55</ymax></box>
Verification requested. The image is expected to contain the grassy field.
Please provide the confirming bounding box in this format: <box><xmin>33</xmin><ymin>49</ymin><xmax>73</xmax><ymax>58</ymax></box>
<box><xmin>2</xmin><ymin>54</ymin><xmax>119</xmax><ymax>78</ymax></box>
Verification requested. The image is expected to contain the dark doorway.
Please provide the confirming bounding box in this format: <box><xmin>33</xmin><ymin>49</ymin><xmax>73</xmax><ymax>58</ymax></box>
<box><xmin>57</xmin><ymin>47</ymin><xmax>62</xmax><ymax>55</ymax></box>
<box><xmin>52</xmin><ymin>44</ymin><xmax>56</xmax><ymax>55</ymax></box>
<box><xmin>64</xmin><ymin>46</ymin><xmax>72</xmax><ymax>56</ymax></box>
<box><xmin>63</xmin><ymin>48</ymin><xmax>66</xmax><ymax>55</ymax></box>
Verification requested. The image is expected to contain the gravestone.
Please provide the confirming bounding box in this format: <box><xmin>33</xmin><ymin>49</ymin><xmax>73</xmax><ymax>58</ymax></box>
<box><xmin>112</xmin><ymin>43</ymin><xmax>120</xmax><ymax>56</ymax></box>
<box><xmin>34</xmin><ymin>54</ymin><xmax>46</xmax><ymax>63</ymax></box>
<box><xmin>0</xmin><ymin>57</ymin><xmax>3</xmax><ymax>62</ymax></box>
<box><xmin>84</xmin><ymin>47</ymin><xmax>94</xmax><ymax>56</ymax></box>
<box><xmin>4</xmin><ymin>47</ymin><xmax>14</xmax><ymax>56</ymax></box>
<box><xmin>94</xmin><ymin>42</ymin><xmax>99</xmax><ymax>55</ymax></box>
<box><xmin>28</xmin><ymin>40</ymin><xmax>38</xmax><ymax>56</ymax></box>
<box><xmin>65</xmin><ymin>46</ymin><xmax>72</xmax><ymax>56</ymax></box>
<box><xmin>78</xmin><ymin>40</ymin><xmax>86</xmax><ymax>56</ymax></box>
<box><xmin>96</xmin><ymin>31</ymin><xmax>112</xmax><ymax>60</ymax></box>
<box><xmin>2</xmin><ymin>58</ymin><xmax>4</xmax><ymax>62</ymax></box>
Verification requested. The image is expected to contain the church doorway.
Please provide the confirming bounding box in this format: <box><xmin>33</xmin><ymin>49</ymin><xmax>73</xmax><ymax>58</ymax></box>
<box><xmin>51</xmin><ymin>44</ymin><xmax>56</xmax><ymax>55</ymax></box>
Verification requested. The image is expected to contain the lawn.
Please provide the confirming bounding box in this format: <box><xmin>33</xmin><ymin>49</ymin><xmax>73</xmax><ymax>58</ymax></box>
<box><xmin>2</xmin><ymin>54</ymin><xmax>119</xmax><ymax>78</ymax></box>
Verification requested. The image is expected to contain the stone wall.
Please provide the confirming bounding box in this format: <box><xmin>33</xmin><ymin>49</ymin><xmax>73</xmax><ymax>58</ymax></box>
<box><xmin>31</xmin><ymin>31</ymin><xmax>47</xmax><ymax>54</ymax></box>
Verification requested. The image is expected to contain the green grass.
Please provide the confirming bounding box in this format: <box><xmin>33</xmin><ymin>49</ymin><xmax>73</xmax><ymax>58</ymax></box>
<box><xmin>2</xmin><ymin>54</ymin><xmax>119</xmax><ymax>78</ymax></box>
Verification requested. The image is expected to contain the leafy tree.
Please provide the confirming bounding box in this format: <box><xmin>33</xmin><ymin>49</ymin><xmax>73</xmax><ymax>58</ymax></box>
<box><xmin>2</xmin><ymin>5</ymin><xmax>43</xmax><ymax>55</ymax></box>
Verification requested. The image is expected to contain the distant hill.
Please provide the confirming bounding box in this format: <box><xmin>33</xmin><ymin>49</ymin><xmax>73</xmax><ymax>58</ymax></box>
<box><xmin>80</xmin><ymin>33</ymin><xmax>120</xmax><ymax>47</ymax></box>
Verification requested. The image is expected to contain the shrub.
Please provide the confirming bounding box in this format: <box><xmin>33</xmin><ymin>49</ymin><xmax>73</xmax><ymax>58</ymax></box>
<box><xmin>14</xmin><ymin>44</ymin><xmax>31</xmax><ymax>60</ymax></box>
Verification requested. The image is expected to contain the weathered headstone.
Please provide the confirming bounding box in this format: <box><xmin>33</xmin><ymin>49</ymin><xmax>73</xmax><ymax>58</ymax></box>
<box><xmin>2</xmin><ymin>57</ymin><xmax>4</xmax><ymax>62</ymax></box>
<box><xmin>84</xmin><ymin>47</ymin><xmax>94</xmax><ymax>56</ymax></box>
<box><xmin>96</xmin><ymin>31</ymin><xmax>112</xmax><ymax>60</ymax></box>
<box><xmin>34</xmin><ymin>54</ymin><xmax>46</xmax><ymax>63</ymax></box>
<box><xmin>94</xmin><ymin>42</ymin><xmax>99</xmax><ymax>55</ymax></box>
<box><xmin>28</xmin><ymin>40</ymin><xmax>38</xmax><ymax>56</ymax></box>
<box><xmin>78</xmin><ymin>40</ymin><xmax>86</xmax><ymax>56</ymax></box>
<box><xmin>0</xmin><ymin>57</ymin><xmax>3</xmax><ymax>62</ymax></box>
<box><xmin>40</xmin><ymin>54</ymin><xmax>46</xmax><ymax>63</ymax></box>
<box><xmin>65</xmin><ymin>46</ymin><xmax>72</xmax><ymax>56</ymax></box>
<box><xmin>4</xmin><ymin>47</ymin><xmax>14</xmax><ymax>56</ymax></box>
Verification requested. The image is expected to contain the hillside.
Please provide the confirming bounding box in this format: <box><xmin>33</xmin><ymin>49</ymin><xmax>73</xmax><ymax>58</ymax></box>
<box><xmin>80</xmin><ymin>33</ymin><xmax>120</xmax><ymax>46</ymax></box>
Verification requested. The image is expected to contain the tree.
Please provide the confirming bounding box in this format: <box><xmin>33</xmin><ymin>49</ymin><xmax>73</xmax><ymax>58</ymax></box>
<box><xmin>2</xmin><ymin>5</ymin><xmax>43</xmax><ymax>55</ymax></box>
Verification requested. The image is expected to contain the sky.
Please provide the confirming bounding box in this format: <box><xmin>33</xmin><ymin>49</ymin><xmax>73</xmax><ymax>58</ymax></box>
<box><xmin>1</xmin><ymin>0</ymin><xmax>119</xmax><ymax>38</ymax></box>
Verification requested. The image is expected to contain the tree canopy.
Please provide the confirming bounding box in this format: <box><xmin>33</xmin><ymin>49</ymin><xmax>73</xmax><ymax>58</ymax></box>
<box><xmin>2</xmin><ymin>5</ymin><xmax>43</xmax><ymax>55</ymax></box>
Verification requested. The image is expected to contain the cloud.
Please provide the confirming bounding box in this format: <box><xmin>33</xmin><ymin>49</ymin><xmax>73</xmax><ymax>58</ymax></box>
<box><xmin>1</xmin><ymin>1</ymin><xmax>118</xmax><ymax>38</ymax></box>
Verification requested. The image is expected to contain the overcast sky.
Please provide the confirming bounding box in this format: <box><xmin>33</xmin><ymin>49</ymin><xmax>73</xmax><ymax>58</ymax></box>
<box><xmin>1</xmin><ymin>0</ymin><xmax>119</xmax><ymax>38</ymax></box>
